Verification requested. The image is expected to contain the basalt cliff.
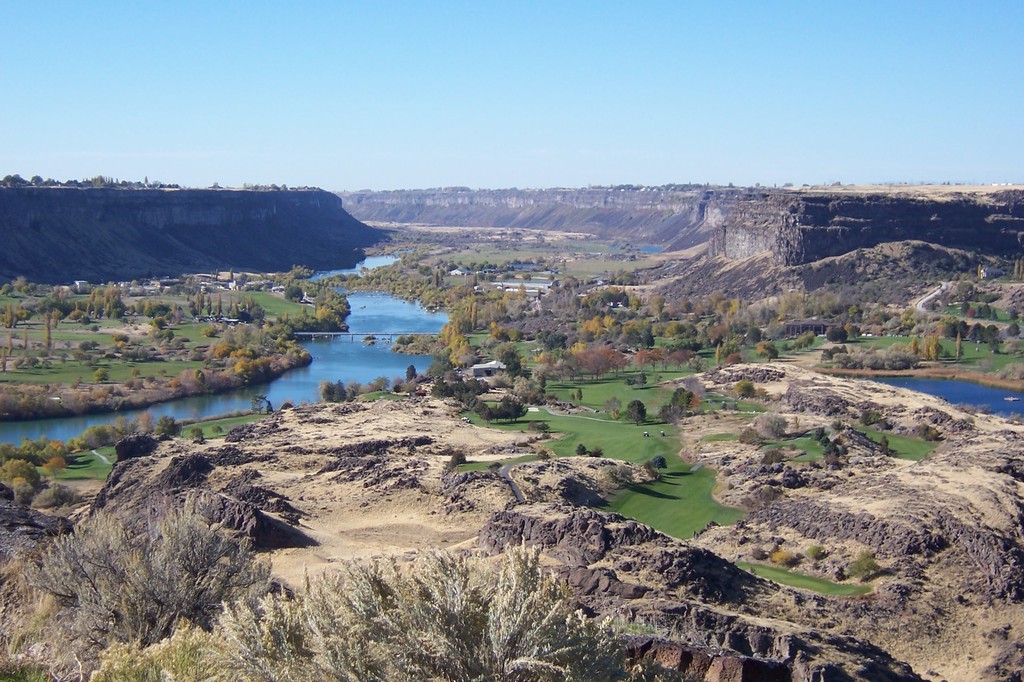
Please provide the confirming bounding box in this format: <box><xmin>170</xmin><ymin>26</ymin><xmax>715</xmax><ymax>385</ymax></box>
<box><xmin>0</xmin><ymin>187</ymin><xmax>380</xmax><ymax>283</ymax></box>
<box><xmin>341</xmin><ymin>185</ymin><xmax>1024</xmax><ymax>265</ymax></box>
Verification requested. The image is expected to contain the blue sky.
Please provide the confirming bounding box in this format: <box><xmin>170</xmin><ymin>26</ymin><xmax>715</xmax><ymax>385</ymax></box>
<box><xmin>1</xmin><ymin>1</ymin><xmax>1021</xmax><ymax>190</ymax></box>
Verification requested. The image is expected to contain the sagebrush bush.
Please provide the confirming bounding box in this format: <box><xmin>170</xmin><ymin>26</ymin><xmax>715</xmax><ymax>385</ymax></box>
<box><xmin>29</xmin><ymin>506</ymin><xmax>270</xmax><ymax>650</ymax></box>
<box><xmin>216</xmin><ymin>546</ymin><xmax>628</xmax><ymax>681</ymax></box>
<box><xmin>769</xmin><ymin>549</ymin><xmax>800</xmax><ymax>568</ymax></box>
<box><xmin>848</xmin><ymin>551</ymin><xmax>881</xmax><ymax>581</ymax></box>
<box><xmin>753</xmin><ymin>413</ymin><xmax>787</xmax><ymax>440</ymax></box>
<box><xmin>30</xmin><ymin>483</ymin><xmax>79</xmax><ymax>509</ymax></box>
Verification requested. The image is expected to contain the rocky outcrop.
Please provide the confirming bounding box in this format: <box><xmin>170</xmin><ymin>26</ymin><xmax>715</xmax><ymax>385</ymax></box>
<box><xmin>478</xmin><ymin>504</ymin><xmax>922</xmax><ymax>682</ymax></box>
<box><xmin>0</xmin><ymin>498</ymin><xmax>71</xmax><ymax>560</ymax></box>
<box><xmin>0</xmin><ymin>187</ymin><xmax>380</xmax><ymax>283</ymax></box>
<box><xmin>709</xmin><ymin>189</ymin><xmax>1024</xmax><ymax>265</ymax></box>
<box><xmin>92</xmin><ymin>452</ymin><xmax>315</xmax><ymax>550</ymax></box>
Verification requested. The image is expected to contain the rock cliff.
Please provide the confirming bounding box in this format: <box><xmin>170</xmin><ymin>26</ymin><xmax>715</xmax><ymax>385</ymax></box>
<box><xmin>342</xmin><ymin>185</ymin><xmax>1024</xmax><ymax>267</ymax></box>
<box><xmin>707</xmin><ymin>189</ymin><xmax>1024</xmax><ymax>265</ymax></box>
<box><xmin>0</xmin><ymin>187</ymin><xmax>380</xmax><ymax>283</ymax></box>
<box><xmin>340</xmin><ymin>186</ymin><xmax>750</xmax><ymax>250</ymax></box>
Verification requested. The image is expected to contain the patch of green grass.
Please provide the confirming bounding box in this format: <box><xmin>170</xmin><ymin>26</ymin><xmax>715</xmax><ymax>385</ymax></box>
<box><xmin>184</xmin><ymin>413</ymin><xmax>267</xmax><ymax>440</ymax></box>
<box><xmin>546</xmin><ymin>371</ymin><xmax>691</xmax><ymax>417</ymax></box>
<box><xmin>465</xmin><ymin>407</ymin><xmax>743</xmax><ymax>538</ymax></box>
<box><xmin>861</xmin><ymin>428</ymin><xmax>937</xmax><ymax>461</ymax></box>
<box><xmin>608</xmin><ymin>460</ymin><xmax>745</xmax><ymax>539</ymax></box>
<box><xmin>47</xmin><ymin>449</ymin><xmax>114</xmax><ymax>480</ymax></box>
<box><xmin>764</xmin><ymin>436</ymin><xmax>826</xmax><ymax>461</ymax></box>
<box><xmin>701</xmin><ymin>432</ymin><xmax>740</xmax><ymax>442</ymax></box>
<box><xmin>736</xmin><ymin>562</ymin><xmax>872</xmax><ymax>596</ymax></box>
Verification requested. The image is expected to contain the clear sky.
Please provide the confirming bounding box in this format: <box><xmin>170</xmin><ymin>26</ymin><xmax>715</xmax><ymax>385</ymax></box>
<box><xmin>2</xmin><ymin>1</ymin><xmax>1021</xmax><ymax>190</ymax></box>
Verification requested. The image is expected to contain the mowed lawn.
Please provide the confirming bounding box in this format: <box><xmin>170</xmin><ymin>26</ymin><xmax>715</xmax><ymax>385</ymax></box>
<box><xmin>465</xmin><ymin>406</ymin><xmax>744</xmax><ymax>538</ymax></box>
<box><xmin>47</xmin><ymin>448</ymin><xmax>114</xmax><ymax>480</ymax></box>
<box><xmin>736</xmin><ymin>562</ymin><xmax>872</xmax><ymax>596</ymax></box>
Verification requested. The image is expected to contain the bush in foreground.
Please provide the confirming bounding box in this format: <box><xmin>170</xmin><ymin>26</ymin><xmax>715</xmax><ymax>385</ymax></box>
<box><xmin>29</xmin><ymin>507</ymin><xmax>270</xmax><ymax>651</ymax></box>
<box><xmin>216</xmin><ymin>546</ymin><xmax>628</xmax><ymax>681</ymax></box>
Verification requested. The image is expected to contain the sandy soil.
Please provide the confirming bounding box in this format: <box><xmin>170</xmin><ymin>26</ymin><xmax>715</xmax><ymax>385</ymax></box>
<box><xmin>180</xmin><ymin>398</ymin><xmax>528</xmax><ymax>585</ymax></box>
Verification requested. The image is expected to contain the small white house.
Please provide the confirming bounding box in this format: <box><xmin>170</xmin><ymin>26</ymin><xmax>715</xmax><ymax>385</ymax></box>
<box><xmin>469</xmin><ymin>360</ymin><xmax>507</xmax><ymax>378</ymax></box>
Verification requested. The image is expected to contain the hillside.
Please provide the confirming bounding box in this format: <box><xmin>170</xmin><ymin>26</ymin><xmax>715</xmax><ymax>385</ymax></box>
<box><xmin>0</xmin><ymin>187</ymin><xmax>381</xmax><ymax>283</ymax></box>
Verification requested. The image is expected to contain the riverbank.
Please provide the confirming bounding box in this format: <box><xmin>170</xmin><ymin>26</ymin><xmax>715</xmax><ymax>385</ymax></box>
<box><xmin>814</xmin><ymin>364</ymin><xmax>1024</xmax><ymax>392</ymax></box>
<box><xmin>0</xmin><ymin>351</ymin><xmax>310</xmax><ymax>423</ymax></box>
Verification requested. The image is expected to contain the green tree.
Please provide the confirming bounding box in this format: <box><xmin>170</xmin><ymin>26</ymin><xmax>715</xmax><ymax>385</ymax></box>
<box><xmin>93</xmin><ymin>366</ymin><xmax>110</xmax><ymax>383</ymax></box>
<box><xmin>625</xmin><ymin>399</ymin><xmax>647</xmax><ymax>425</ymax></box>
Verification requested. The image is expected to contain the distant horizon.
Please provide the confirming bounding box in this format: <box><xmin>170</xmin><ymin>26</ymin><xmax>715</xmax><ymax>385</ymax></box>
<box><xmin>4</xmin><ymin>173</ymin><xmax>1022</xmax><ymax>194</ymax></box>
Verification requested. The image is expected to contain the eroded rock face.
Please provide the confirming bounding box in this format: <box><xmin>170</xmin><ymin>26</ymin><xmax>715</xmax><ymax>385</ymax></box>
<box><xmin>478</xmin><ymin>504</ymin><xmax>923</xmax><ymax>682</ymax></box>
<box><xmin>92</xmin><ymin>451</ymin><xmax>315</xmax><ymax>551</ymax></box>
<box><xmin>114</xmin><ymin>432</ymin><xmax>159</xmax><ymax>460</ymax></box>
<box><xmin>0</xmin><ymin>499</ymin><xmax>71</xmax><ymax>560</ymax></box>
<box><xmin>709</xmin><ymin>190</ymin><xmax>1024</xmax><ymax>266</ymax></box>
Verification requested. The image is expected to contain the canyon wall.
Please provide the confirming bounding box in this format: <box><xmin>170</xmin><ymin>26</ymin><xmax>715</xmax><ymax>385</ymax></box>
<box><xmin>0</xmin><ymin>188</ymin><xmax>380</xmax><ymax>283</ymax></box>
<box><xmin>343</xmin><ymin>185</ymin><xmax>1024</xmax><ymax>265</ymax></box>
<box><xmin>711</xmin><ymin>189</ymin><xmax>1024</xmax><ymax>265</ymax></box>
<box><xmin>340</xmin><ymin>186</ymin><xmax>751</xmax><ymax>250</ymax></box>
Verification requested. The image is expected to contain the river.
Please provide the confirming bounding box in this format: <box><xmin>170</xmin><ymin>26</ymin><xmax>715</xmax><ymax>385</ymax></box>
<box><xmin>0</xmin><ymin>257</ymin><xmax>447</xmax><ymax>444</ymax></box>
<box><xmin>871</xmin><ymin>377</ymin><xmax>1024</xmax><ymax>417</ymax></box>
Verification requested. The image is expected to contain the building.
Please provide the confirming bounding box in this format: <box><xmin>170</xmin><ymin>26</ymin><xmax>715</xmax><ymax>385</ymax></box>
<box><xmin>783</xmin><ymin>319</ymin><xmax>836</xmax><ymax>337</ymax></box>
<box><xmin>468</xmin><ymin>360</ymin><xmax>507</xmax><ymax>378</ymax></box>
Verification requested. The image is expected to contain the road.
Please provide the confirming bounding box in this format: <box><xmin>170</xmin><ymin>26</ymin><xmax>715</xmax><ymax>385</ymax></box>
<box><xmin>91</xmin><ymin>449</ymin><xmax>112</xmax><ymax>465</ymax></box>
<box><xmin>915</xmin><ymin>282</ymin><xmax>949</xmax><ymax>312</ymax></box>
<box><xmin>499</xmin><ymin>464</ymin><xmax>526</xmax><ymax>503</ymax></box>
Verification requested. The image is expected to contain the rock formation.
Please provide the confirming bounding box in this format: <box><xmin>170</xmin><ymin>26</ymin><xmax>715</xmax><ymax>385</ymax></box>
<box><xmin>0</xmin><ymin>187</ymin><xmax>380</xmax><ymax>283</ymax></box>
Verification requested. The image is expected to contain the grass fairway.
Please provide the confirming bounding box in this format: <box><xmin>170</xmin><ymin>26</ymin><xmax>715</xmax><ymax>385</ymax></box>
<box><xmin>48</xmin><ymin>448</ymin><xmax>114</xmax><ymax>480</ymax></box>
<box><xmin>609</xmin><ymin>460</ymin><xmax>745</xmax><ymax>539</ymax></box>
<box><xmin>861</xmin><ymin>428</ymin><xmax>937</xmax><ymax>461</ymax></box>
<box><xmin>736</xmin><ymin>562</ymin><xmax>872</xmax><ymax>596</ymax></box>
<box><xmin>465</xmin><ymin>407</ymin><xmax>744</xmax><ymax>539</ymax></box>
<box><xmin>184</xmin><ymin>413</ymin><xmax>266</xmax><ymax>440</ymax></box>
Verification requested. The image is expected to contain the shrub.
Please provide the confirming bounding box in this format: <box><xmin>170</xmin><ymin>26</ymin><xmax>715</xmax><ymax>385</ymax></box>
<box><xmin>215</xmin><ymin>546</ymin><xmax>627</xmax><ymax>681</ymax></box>
<box><xmin>576</xmin><ymin>443</ymin><xmax>589</xmax><ymax>456</ymax></box>
<box><xmin>734</xmin><ymin>379</ymin><xmax>755</xmax><ymax>398</ymax></box>
<box><xmin>916</xmin><ymin>423</ymin><xmax>942</xmax><ymax>442</ymax></box>
<box><xmin>769</xmin><ymin>549</ymin><xmax>800</xmax><ymax>567</ymax></box>
<box><xmin>848</xmin><ymin>551</ymin><xmax>880</xmax><ymax>580</ymax></box>
<box><xmin>760</xmin><ymin>448</ymin><xmax>787</xmax><ymax>465</ymax></box>
<box><xmin>446</xmin><ymin>449</ymin><xmax>468</xmax><ymax>470</ymax></box>
<box><xmin>738</xmin><ymin>427</ymin><xmax>763</xmax><ymax>445</ymax></box>
<box><xmin>29</xmin><ymin>507</ymin><xmax>270</xmax><ymax>650</ymax></box>
<box><xmin>805</xmin><ymin>544</ymin><xmax>826</xmax><ymax>561</ymax></box>
<box><xmin>753</xmin><ymin>413</ymin><xmax>787</xmax><ymax>439</ymax></box>
<box><xmin>589</xmin><ymin>446</ymin><xmax>604</xmax><ymax>458</ymax></box>
<box><xmin>750</xmin><ymin>546</ymin><xmax>769</xmax><ymax>561</ymax></box>
<box><xmin>30</xmin><ymin>484</ymin><xmax>79</xmax><ymax>509</ymax></box>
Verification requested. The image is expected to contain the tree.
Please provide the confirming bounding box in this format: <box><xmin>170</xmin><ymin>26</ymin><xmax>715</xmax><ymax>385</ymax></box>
<box><xmin>42</xmin><ymin>455</ymin><xmax>67</xmax><ymax>477</ymax></box>
<box><xmin>755</xmin><ymin>341</ymin><xmax>779</xmax><ymax>362</ymax></box>
<box><xmin>93</xmin><ymin>366</ymin><xmax>110</xmax><ymax>383</ymax></box>
<box><xmin>826</xmin><ymin>326</ymin><xmax>848</xmax><ymax>343</ymax></box>
<box><xmin>154</xmin><ymin>415</ymin><xmax>180</xmax><ymax>438</ymax></box>
<box><xmin>625</xmin><ymin>399</ymin><xmax>647</xmax><ymax>425</ymax></box>
<box><xmin>405</xmin><ymin>364</ymin><xmax>417</xmax><ymax>382</ymax></box>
